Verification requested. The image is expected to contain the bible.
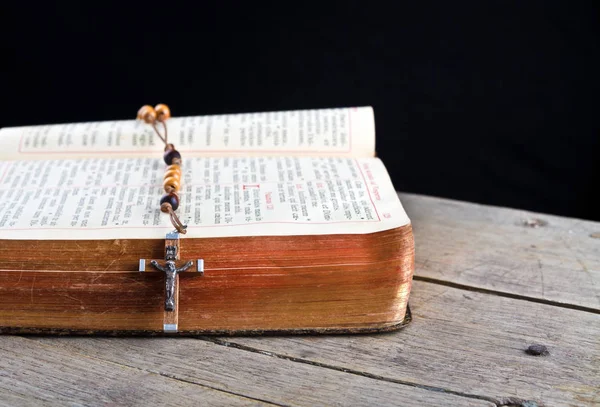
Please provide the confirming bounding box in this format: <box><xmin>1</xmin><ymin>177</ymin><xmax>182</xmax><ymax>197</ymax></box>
<box><xmin>0</xmin><ymin>107</ymin><xmax>414</xmax><ymax>335</ymax></box>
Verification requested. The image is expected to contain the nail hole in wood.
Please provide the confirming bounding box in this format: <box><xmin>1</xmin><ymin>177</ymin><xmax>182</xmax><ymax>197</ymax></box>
<box><xmin>521</xmin><ymin>218</ymin><xmax>548</xmax><ymax>228</ymax></box>
<box><xmin>525</xmin><ymin>344</ymin><xmax>549</xmax><ymax>356</ymax></box>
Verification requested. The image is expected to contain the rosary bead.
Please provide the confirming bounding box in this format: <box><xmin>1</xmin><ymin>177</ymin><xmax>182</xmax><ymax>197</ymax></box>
<box><xmin>163</xmin><ymin>148</ymin><xmax>182</xmax><ymax>165</ymax></box>
<box><xmin>137</xmin><ymin>105</ymin><xmax>156</xmax><ymax>124</ymax></box>
<box><xmin>166</xmin><ymin>164</ymin><xmax>181</xmax><ymax>173</ymax></box>
<box><xmin>164</xmin><ymin>168</ymin><xmax>181</xmax><ymax>181</ymax></box>
<box><xmin>160</xmin><ymin>192</ymin><xmax>180</xmax><ymax>211</ymax></box>
<box><xmin>155</xmin><ymin>104</ymin><xmax>171</xmax><ymax>122</ymax></box>
<box><xmin>163</xmin><ymin>176</ymin><xmax>181</xmax><ymax>192</ymax></box>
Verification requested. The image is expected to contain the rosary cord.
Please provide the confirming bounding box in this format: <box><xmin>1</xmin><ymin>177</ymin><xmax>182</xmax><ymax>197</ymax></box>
<box><xmin>168</xmin><ymin>206</ymin><xmax>188</xmax><ymax>234</ymax></box>
<box><xmin>151</xmin><ymin>122</ymin><xmax>168</xmax><ymax>146</ymax></box>
<box><xmin>161</xmin><ymin>120</ymin><xmax>168</xmax><ymax>145</ymax></box>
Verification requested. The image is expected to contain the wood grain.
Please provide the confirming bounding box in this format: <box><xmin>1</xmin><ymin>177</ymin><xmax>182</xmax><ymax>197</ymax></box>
<box><xmin>222</xmin><ymin>280</ymin><xmax>600</xmax><ymax>406</ymax></box>
<box><xmin>400</xmin><ymin>193</ymin><xmax>600</xmax><ymax>310</ymax></box>
<box><xmin>28</xmin><ymin>336</ymin><xmax>493</xmax><ymax>407</ymax></box>
<box><xmin>0</xmin><ymin>336</ymin><xmax>267</xmax><ymax>406</ymax></box>
<box><xmin>0</xmin><ymin>225</ymin><xmax>414</xmax><ymax>333</ymax></box>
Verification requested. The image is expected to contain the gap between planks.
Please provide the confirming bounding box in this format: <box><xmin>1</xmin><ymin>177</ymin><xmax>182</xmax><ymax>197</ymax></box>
<box><xmin>16</xmin><ymin>330</ymin><xmax>519</xmax><ymax>406</ymax></box>
<box><xmin>413</xmin><ymin>275</ymin><xmax>600</xmax><ymax>315</ymax></box>
<box><xmin>202</xmin><ymin>283</ymin><xmax>594</xmax><ymax>406</ymax></box>
<box><xmin>198</xmin><ymin>336</ymin><xmax>506</xmax><ymax>406</ymax></box>
<box><xmin>145</xmin><ymin>370</ymin><xmax>283</xmax><ymax>407</ymax></box>
<box><xmin>18</xmin><ymin>333</ymin><xmax>495</xmax><ymax>407</ymax></box>
<box><xmin>400</xmin><ymin>192</ymin><xmax>600</xmax><ymax>311</ymax></box>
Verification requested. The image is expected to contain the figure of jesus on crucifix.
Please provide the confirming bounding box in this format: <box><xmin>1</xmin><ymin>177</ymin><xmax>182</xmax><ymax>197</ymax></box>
<box><xmin>151</xmin><ymin>245</ymin><xmax>194</xmax><ymax>311</ymax></box>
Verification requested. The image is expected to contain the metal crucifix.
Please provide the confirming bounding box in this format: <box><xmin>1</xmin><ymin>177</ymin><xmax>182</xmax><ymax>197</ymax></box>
<box><xmin>139</xmin><ymin>232</ymin><xmax>204</xmax><ymax>333</ymax></box>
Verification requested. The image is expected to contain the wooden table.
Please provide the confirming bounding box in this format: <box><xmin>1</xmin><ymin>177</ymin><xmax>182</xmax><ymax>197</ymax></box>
<box><xmin>1</xmin><ymin>193</ymin><xmax>599</xmax><ymax>406</ymax></box>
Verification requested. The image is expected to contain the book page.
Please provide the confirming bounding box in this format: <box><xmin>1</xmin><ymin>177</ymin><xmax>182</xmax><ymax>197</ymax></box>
<box><xmin>0</xmin><ymin>107</ymin><xmax>375</xmax><ymax>161</ymax></box>
<box><xmin>0</xmin><ymin>156</ymin><xmax>408</xmax><ymax>240</ymax></box>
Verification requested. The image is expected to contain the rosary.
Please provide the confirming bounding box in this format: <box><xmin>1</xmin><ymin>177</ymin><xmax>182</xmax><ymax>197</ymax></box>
<box><xmin>136</xmin><ymin>103</ymin><xmax>187</xmax><ymax>234</ymax></box>
<box><xmin>136</xmin><ymin>104</ymin><xmax>203</xmax><ymax>330</ymax></box>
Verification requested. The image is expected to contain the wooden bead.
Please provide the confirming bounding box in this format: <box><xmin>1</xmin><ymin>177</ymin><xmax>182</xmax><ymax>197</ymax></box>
<box><xmin>166</xmin><ymin>164</ymin><xmax>181</xmax><ymax>173</ymax></box>
<box><xmin>164</xmin><ymin>169</ymin><xmax>181</xmax><ymax>180</ymax></box>
<box><xmin>163</xmin><ymin>176</ymin><xmax>181</xmax><ymax>192</ymax></box>
<box><xmin>164</xmin><ymin>148</ymin><xmax>181</xmax><ymax>165</ymax></box>
<box><xmin>137</xmin><ymin>105</ymin><xmax>156</xmax><ymax>124</ymax></box>
<box><xmin>160</xmin><ymin>192</ymin><xmax>180</xmax><ymax>211</ymax></box>
<box><xmin>155</xmin><ymin>104</ymin><xmax>171</xmax><ymax>122</ymax></box>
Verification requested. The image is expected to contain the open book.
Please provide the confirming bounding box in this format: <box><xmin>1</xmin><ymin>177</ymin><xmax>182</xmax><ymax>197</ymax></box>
<box><xmin>0</xmin><ymin>107</ymin><xmax>414</xmax><ymax>335</ymax></box>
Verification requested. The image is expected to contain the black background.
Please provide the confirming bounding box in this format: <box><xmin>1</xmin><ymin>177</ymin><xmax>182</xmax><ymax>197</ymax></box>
<box><xmin>2</xmin><ymin>2</ymin><xmax>599</xmax><ymax>220</ymax></box>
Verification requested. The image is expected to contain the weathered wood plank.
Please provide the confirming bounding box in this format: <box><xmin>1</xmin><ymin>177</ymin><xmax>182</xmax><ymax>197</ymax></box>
<box><xmin>0</xmin><ymin>336</ymin><xmax>266</xmax><ymax>406</ymax></box>
<box><xmin>400</xmin><ymin>193</ymin><xmax>600</xmax><ymax>309</ymax></box>
<box><xmin>28</xmin><ymin>336</ymin><xmax>493</xmax><ymax>407</ymax></box>
<box><xmin>220</xmin><ymin>281</ymin><xmax>600</xmax><ymax>406</ymax></box>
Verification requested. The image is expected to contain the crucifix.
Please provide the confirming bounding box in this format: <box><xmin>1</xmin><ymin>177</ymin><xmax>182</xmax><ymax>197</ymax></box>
<box><xmin>139</xmin><ymin>231</ymin><xmax>204</xmax><ymax>333</ymax></box>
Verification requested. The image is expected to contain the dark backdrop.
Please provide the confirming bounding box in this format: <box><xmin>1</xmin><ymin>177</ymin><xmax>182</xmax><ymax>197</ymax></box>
<box><xmin>2</xmin><ymin>2</ymin><xmax>599</xmax><ymax>220</ymax></box>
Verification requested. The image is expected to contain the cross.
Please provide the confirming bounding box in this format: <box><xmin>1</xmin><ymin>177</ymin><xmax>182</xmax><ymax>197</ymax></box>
<box><xmin>139</xmin><ymin>231</ymin><xmax>204</xmax><ymax>333</ymax></box>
